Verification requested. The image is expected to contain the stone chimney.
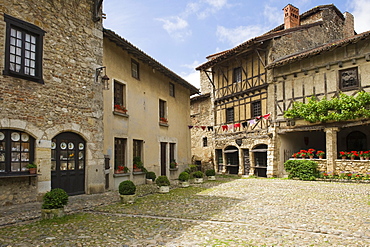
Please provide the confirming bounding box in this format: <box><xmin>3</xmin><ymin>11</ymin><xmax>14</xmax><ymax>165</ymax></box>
<box><xmin>283</xmin><ymin>4</ymin><xmax>300</xmax><ymax>29</ymax></box>
<box><xmin>343</xmin><ymin>12</ymin><xmax>355</xmax><ymax>38</ymax></box>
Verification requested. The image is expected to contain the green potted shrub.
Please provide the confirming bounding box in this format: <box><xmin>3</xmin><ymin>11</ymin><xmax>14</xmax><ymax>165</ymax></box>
<box><xmin>133</xmin><ymin>156</ymin><xmax>147</xmax><ymax>172</ymax></box>
<box><xmin>41</xmin><ymin>188</ymin><xmax>68</xmax><ymax>219</ymax></box>
<box><xmin>205</xmin><ymin>169</ymin><xmax>216</xmax><ymax>180</ymax></box>
<box><xmin>178</xmin><ymin>171</ymin><xmax>190</xmax><ymax>188</ymax></box>
<box><xmin>192</xmin><ymin>171</ymin><xmax>204</xmax><ymax>183</ymax></box>
<box><xmin>26</xmin><ymin>163</ymin><xmax>37</xmax><ymax>174</ymax></box>
<box><xmin>118</xmin><ymin>180</ymin><xmax>136</xmax><ymax>204</ymax></box>
<box><xmin>145</xmin><ymin>171</ymin><xmax>156</xmax><ymax>184</ymax></box>
<box><xmin>156</xmin><ymin>175</ymin><xmax>170</xmax><ymax>193</ymax></box>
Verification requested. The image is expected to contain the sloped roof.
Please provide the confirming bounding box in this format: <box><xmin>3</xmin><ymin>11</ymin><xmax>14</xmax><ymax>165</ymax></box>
<box><xmin>196</xmin><ymin>4</ymin><xmax>344</xmax><ymax>71</ymax></box>
<box><xmin>267</xmin><ymin>30</ymin><xmax>370</xmax><ymax>69</ymax></box>
<box><xmin>103</xmin><ymin>28</ymin><xmax>199</xmax><ymax>95</ymax></box>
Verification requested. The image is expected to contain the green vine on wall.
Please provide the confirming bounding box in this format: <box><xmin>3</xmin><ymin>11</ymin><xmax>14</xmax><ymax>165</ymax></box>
<box><xmin>284</xmin><ymin>91</ymin><xmax>370</xmax><ymax>123</ymax></box>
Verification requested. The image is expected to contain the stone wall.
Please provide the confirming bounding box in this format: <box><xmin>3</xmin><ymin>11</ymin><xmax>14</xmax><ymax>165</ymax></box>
<box><xmin>0</xmin><ymin>177</ymin><xmax>37</xmax><ymax>206</ymax></box>
<box><xmin>0</xmin><ymin>0</ymin><xmax>105</xmax><ymax>205</ymax></box>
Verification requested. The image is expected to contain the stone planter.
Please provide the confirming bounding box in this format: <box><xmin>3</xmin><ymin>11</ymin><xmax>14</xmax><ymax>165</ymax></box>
<box><xmin>146</xmin><ymin>179</ymin><xmax>153</xmax><ymax>184</ymax></box>
<box><xmin>194</xmin><ymin>178</ymin><xmax>203</xmax><ymax>184</ymax></box>
<box><xmin>158</xmin><ymin>186</ymin><xmax>170</xmax><ymax>193</ymax></box>
<box><xmin>179</xmin><ymin>181</ymin><xmax>189</xmax><ymax>188</ymax></box>
<box><xmin>120</xmin><ymin>194</ymin><xmax>136</xmax><ymax>204</ymax></box>
<box><xmin>41</xmin><ymin>207</ymin><xmax>65</xmax><ymax>220</ymax></box>
<box><xmin>207</xmin><ymin>176</ymin><xmax>216</xmax><ymax>181</ymax></box>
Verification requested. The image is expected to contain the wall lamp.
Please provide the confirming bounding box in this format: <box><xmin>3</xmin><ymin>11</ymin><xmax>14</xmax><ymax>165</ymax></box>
<box><xmin>95</xmin><ymin>66</ymin><xmax>110</xmax><ymax>90</ymax></box>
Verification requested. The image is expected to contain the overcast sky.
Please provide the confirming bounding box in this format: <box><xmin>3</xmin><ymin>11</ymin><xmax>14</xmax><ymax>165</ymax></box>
<box><xmin>103</xmin><ymin>0</ymin><xmax>370</xmax><ymax>89</ymax></box>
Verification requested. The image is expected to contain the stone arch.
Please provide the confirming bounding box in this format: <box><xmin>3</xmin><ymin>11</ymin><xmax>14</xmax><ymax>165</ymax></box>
<box><xmin>224</xmin><ymin>145</ymin><xmax>239</xmax><ymax>174</ymax></box>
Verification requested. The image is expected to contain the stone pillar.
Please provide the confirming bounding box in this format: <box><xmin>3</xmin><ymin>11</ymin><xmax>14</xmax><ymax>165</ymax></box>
<box><xmin>238</xmin><ymin>148</ymin><xmax>244</xmax><ymax>175</ymax></box>
<box><xmin>324</xmin><ymin>127</ymin><xmax>339</xmax><ymax>174</ymax></box>
<box><xmin>222</xmin><ymin>150</ymin><xmax>227</xmax><ymax>174</ymax></box>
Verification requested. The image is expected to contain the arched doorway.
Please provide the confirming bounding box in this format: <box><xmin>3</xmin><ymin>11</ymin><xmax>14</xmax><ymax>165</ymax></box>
<box><xmin>224</xmin><ymin>146</ymin><xmax>239</xmax><ymax>174</ymax></box>
<box><xmin>252</xmin><ymin>144</ymin><xmax>267</xmax><ymax>177</ymax></box>
<box><xmin>347</xmin><ymin>131</ymin><xmax>367</xmax><ymax>151</ymax></box>
<box><xmin>51</xmin><ymin>132</ymin><xmax>85</xmax><ymax>195</ymax></box>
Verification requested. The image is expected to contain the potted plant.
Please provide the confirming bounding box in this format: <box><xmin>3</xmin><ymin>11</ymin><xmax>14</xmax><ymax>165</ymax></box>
<box><xmin>170</xmin><ymin>160</ymin><xmax>178</xmax><ymax>169</ymax></box>
<box><xmin>205</xmin><ymin>169</ymin><xmax>216</xmax><ymax>180</ymax></box>
<box><xmin>41</xmin><ymin>188</ymin><xmax>69</xmax><ymax>219</ymax></box>
<box><xmin>115</xmin><ymin>165</ymin><xmax>129</xmax><ymax>174</ymax></box>
<box><xmin>316</xmin><ymin>150</ymin><xmax>325</xmax><ymax>159</ymax></box>
<box><xmin>26</xmin><ymin>163</ymin><xmax>37</xmax><ymax>174</ymax></box>
<box><xmin>118</xmin><ymin>180</ymin><xmax>136</xmax><ymax>204</ymax></box>
<box><xmin>307</xmin><ymin>149</ymin><xmax>315</xmax><ymax>159</ymax></box>
<box><xmin>339</xmin><ymin>151</ymin><xmax>348</xmax><ymax>159</ymax></box>
<box><xmin>156</xmin><ymin>175</ymin><xmax>170</xmax><ymax>193</ymax></box>
<box><xmin>349</xmin><ymin>151</ymin><xmax>358</xmax><ymax>160</ymax></box>
<box><xmin>192</xmin><ymin>171</ymin><xmax>204</xmax><ymax>183</ymax></box>
<box><xmin>114</xmin><ymin>104</ymin><xmax>127</xmax><ymax>114</ymax></box>
<box><xmin>133</xmin><ymin>157</ymin><xmax>146</xmax><ymax>172</ymax></box>
<box><xmin>178</xmin><ymin>171</ymin><xmax>190</xmax><ymax>187</ymax></box>
<box><xmin>145</xmin><ymin>171</ymin><xmax>156</xmax><ymax>184</ymax></box>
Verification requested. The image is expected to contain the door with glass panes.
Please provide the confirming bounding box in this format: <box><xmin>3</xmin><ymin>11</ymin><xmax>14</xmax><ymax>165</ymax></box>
<box><xmin>51</xmin><ymin>132</ymin><xmax>85</xmax><ymax>195</ymax></box>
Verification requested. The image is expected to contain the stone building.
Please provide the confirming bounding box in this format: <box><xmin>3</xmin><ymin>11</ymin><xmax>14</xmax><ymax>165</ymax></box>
<box><xmin>102</xmin><ymin>29</ymin><xmax>199</xmax><ymax>189</ymax></box>
<box><xmin>195</xmin><ymin>4</ymin><xmax>356</xmax><ymax>177</ymax></box>
<box><xmin>0</xmin><ymin>0</ymin><xmax>106</xmax><ymax>205</ymax></box>
<box><xmin>268</xmin><ymin>30</ymin><xmax>370</xmax><ymax>176</ymax></box>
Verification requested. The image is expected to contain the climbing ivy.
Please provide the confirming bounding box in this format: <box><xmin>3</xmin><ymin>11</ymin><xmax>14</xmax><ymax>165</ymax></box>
<box><xmin>284</xmin><ymin>91</ymin><xmax>370</xmax><ymax>123</ymax></box>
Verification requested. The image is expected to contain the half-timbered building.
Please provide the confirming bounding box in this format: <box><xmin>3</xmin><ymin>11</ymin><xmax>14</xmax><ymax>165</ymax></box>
<box><xmin>195</xmin><ymin>4</ymin><xmax>355</xmax><ymax>177</ymax></box>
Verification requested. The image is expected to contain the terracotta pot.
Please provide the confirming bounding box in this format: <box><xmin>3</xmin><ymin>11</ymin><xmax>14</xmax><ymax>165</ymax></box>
<box><xmin>341</xmin><ymin>156</ymin><xmax>347</xmax><ymax>160</ymax></box>
<box><xmin>318</xmin><ymin>156</ymin><xmax>324</xmax><ymax>159</ymax></box>
<box><xmin>309</xmin><ymin>156</ymin><xmax>314</xmax><ymax>159</ymax></box>
<box><xmin>29</xmin><ymin>168</ymin><xmax>37</xmax><ymax>174</ymax></box>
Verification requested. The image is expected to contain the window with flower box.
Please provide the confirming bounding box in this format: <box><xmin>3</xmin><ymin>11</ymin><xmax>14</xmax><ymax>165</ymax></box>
<box><xmin>159</xmin><ymin>99</ymin><xmax>168</xmax><ymax>124</ymax></box>
<box><xmin>114</xmin><ymin>138</ymin><xmax>127</xmax><ymax>173</ymax></box>
<box><xmin>4</xmin><ymin>14</ymin><xmax>45</xmax><ymax>83</ymax></box>
<box><xmin>0</xmin><ymin>130</ymin><xmax>34</xmax><ymax>175</ymax></box>
<box><xmin>113</xmin><ymin>80</ymin><xmax>127</xmax><ymax>114</ymax></box>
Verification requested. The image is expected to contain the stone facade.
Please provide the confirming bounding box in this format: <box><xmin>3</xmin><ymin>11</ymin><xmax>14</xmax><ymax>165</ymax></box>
<box><xmin>0</xmin><ymin>0</ymin><xmax>105</xmax><ymax>205</ymax></box>
<box><xmin>195</xmin><ymin>4</ymin><xmax>357</xmax><ymax>178</ymax></box>
<box><xmin>102</xmin><ymin>29</ymin><xmax>198</xmax><ymax>189</ymax></box>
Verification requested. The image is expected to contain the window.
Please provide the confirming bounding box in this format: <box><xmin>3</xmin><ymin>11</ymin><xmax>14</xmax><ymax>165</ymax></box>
<box><xmin>131</xmin><ymin>59</ymin><xmax>139</xmax><ymax>79</ymax></box>
<box><xmin>169</xmin><ymin>82</ymin><xmax>175</xmax><ymax>97</ymax></box>
<box><xmin>226</xmin><ymin>107</ymin><xmax>234</xmax><ymax>123</ymax></box>
<box><xmin>203</xmin><ymin>137</ymin><xmax>208</xmax><ymax>147</ymax></box>
<box><xmin>4</xmin><ymin>14</ymin><xmax>45</xmax><ymax>83</ymax></box>
<box><xmin>251</xmin><ymin>101</ymin><xmax>262</xmax><ymax>118</ymax></box>
<box><xmin>170</xmin><ymin>143</ymin><xmax>176</xmax><ymax>163</ymax></box>
<box><xmin>113</xmin><ymin>80</ymin><xmax>126</xmax><ymax>113</ymax></box>
<box><xmin>159</xmin><ymin>99</ymin><xmax>167</xmax><ymax>123</ymax></box>
<box><xmin>0</xmin><ymin>130</ymin><xmax>34</xmax><ymax>174</ymax></box>
<box><xmin>133</xmin><ymin>139</ymin><xmax>143</xmax><ymax>161</ymax></box>
<box><xmin>233</xmin><ymin>67</ymin><xmax>242</xmax><ymax>83</ymax></box>
<box><xmin>340</xmin><ymin>67</ymin><xmax>359</xmax><ymax>90</ymax></box>
<box><xmin>114</xmin><ymin>138</ymin><xmax>126</xmax><ymax>171</ymax></box>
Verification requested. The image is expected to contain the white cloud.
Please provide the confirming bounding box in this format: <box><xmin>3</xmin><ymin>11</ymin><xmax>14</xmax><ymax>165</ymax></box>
<box><xmin>196</xmin><ymin>0</ymin><xmax>229</xmax><ymax>20</ymax></box>
<box><xmin>156</xmin><ymin>16</ymin><xmax>191</xmax><ymax>41</ymax></box>
<box><xmin>181</xmin><ymin>60</ymin><xmax>201</xmax><ymax>70</ymax></box>
<box><xmin>182</xmin><ymin>70</ymin><xmax>201</xmax><ymax>89</ymax></box>
<box><xmin>216</xmin><ymin>25</ymin><xmax>264</xmax><ymax>46</ymax></box>
<box><xmin>263</xmin><ymin>4</ymin><xmax>281</xmax><ymax>27</ymax></box>
<box><xmin>350</xmin><ymin>0</ymin><xmax>370</xmax><ymax>33</ymax></box>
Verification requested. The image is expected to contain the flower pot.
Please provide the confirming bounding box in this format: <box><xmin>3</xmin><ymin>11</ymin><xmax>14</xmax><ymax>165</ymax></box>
<box><xmin>29</xmin><ymin>168</ymin><xmax>37</xmax><ymax>174</ymax></box>
<box><xmin>207</xmin><ymin>176</ymin><xmax>216</xmax><ymax>181</ymax></box>
<box><xmin>146</xmin><ymin>179</ymin><xmax>153</xmax><ymax>184</ymax></box>
<box><xmin>366</xmin><ymin>157</ymin><xmax>370</xmax><ymax>160</ymax></box>
<box><xmin>318</xmin><ymin>156</ymin><xmax>324</xmax><ymax>159</ymax></box>
<box><xmin>350</xmin><ymin>157</ymin><xmax>355</xmax><ymax>160</ymax></box>
<box><xmin>41</xmin><ymin>207</ymin><xmax>65</xmax><ymax>220</ymax></box>
<box><xmin>342</xmin><ymin>156</ymin><xmax>347</xmax><ymax>160</ymax></box>
<box><xmin>309</xmin><ymin>156</ymin><xmax>314</xmax><ymax>159</ymax></box>
<box><xmin>158</xmin><ymin>186</ymin><xmax>170</xmax><ymax>193</ymax></box>
<box><xmin>194</xmin><ymin>178</ymin><xmax>203</xmax><ymax>184</ymax></box>
<box><xmin>179</xmin><ymin>181</ymin><xmax>189</xmax><ymax>188</ymax></box>
<box><xmin>120</xmin><ymin>194</ymin><xmax>136</xmax><ymax>204</ymax></box>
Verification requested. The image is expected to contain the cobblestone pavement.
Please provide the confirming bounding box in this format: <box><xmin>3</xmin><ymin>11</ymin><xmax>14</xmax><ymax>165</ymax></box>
<box><xmin>0</xmin><ymin>178</ymin><xmax>369</xmax><ymax>246</ymax></box>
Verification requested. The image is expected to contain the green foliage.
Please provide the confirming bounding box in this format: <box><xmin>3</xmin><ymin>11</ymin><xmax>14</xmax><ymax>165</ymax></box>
<box><xmin>284</xmin><ymin>91</ymin><xmax>370</xmax><ymax>123</ymax></box>
<box><xmin>145</xmin><ymin>171</ymin><xmax>156</xmax><ymax>181</ymax></box>
<box><xmin>284</xmin><ymin>160</ymin><xmax>320</xmax><ymax>181</ymax></box>
<box><xmin>133</xmin><ymin>156</ymin><xmax>147</xmax><ymax>173</ymax></box>
<box><xmin>184</xmin><ymin>164</ymin><xmax>198</xmax><ymax>174</ymax></box>
<box><xmin>26</xmin><ymin>163</ymin><xmax>37</xmax><ymax>168</ymax></box>
<box><xmin>192</xmin><ymin>171</ymin><xmax>204</xmax><ymax>178</ymax></box>
<box><xmin>178</xmin><ymin>171</ymin><xmax>190</xmax><ymax>181</ymax></box>
<box><xmin>205</xmin><ymin>169</ymin><xmax>216</xmax><ymax>176</ymax></box>
<box><xmin>118</xmin><ymin>180</ymin><xmax>136</xmax><ymax>195</ymax></box>
<box><xmin>42</xmin><ymin>188</ymin><xmax>69</xmax><ymax>209</ymax></box>
<box><xmin>156</xmin><ymin>176</ymin><xmax>170</xmax><ymax>186</ymax></box>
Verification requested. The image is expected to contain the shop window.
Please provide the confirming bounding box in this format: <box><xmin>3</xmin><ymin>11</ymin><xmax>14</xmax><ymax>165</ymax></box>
<box><xmin>0</xmin><ymin>130</ymin><xmax>34</xmax><ymax>175</ymax></box>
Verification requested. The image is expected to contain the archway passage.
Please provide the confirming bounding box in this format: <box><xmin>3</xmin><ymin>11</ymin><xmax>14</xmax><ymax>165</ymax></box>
<box><xmin>252</xmin><ymin>144</ymin><xmax>267</xmax><ymax>177</ymax></box>
<box><xmin>51</xmin><ymin>132</ymin><xmax>85</xmax><ymax>195</ymax></box>
<box><xmin>225</xmin><ymin>146</ymin><xmax>239</xmax><ymax>174</ymax></box>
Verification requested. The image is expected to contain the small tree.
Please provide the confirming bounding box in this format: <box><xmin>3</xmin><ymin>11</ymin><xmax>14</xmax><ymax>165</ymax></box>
<box><xmin>119</xmin><ymin>180</ymin><xmax>136</xmax><ymax>195</ymax></box>
<box><xmin>145</xmin><ymin>171</ymin><xmax>156</xmax><ymax>181</ymax></box>
<box><xmin>156</xmin><ymin>176</ymin><xmax>170</xmax><ymax>186</ymax></box>
<box><xmin>284</xmin><ymin>160</ymin><xmax>320</xmax><ymax>181</ymax></box>
<box><xmin>178</xmin><ymin>171</ymin><xmax>190</xmax><ymax>182</ymax></box>
<box><xmin>42</xmin><ymin>188</ymin><xmax>69</xmax><ymax>209</ymax></box>
<box><xmin>192</xmin><ymin>171</ymin><xmax>204</xmax><ymax>178</ymax></box>
<box><xmin>205</xmin><ymin>169</ymin><xmax>216</xmax><ymax>176</ymax></box>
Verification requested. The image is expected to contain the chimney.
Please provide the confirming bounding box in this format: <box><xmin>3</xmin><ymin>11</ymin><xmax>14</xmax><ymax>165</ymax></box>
<box><xmin>283</xmin><ymin>4</ymin><xmax>300</xmax><ymax>29</ymax></box>
<box><xmin>343</xmin><ymin>12</ymin><xmax>355</xmax><ymax>38</ymax></box>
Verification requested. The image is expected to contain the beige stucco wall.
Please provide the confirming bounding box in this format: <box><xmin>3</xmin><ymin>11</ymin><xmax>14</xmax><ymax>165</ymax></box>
<box><xmin>103</xmin><ymin>36</ymin><xmax>192</xmax><ymax>187</ymax></box>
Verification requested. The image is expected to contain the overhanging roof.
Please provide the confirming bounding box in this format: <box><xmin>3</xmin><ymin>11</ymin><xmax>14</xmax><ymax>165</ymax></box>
<box><xmin>103</xmin><ymin>28</ymin><xmax>199</xmax><ymax>95</ymax></box>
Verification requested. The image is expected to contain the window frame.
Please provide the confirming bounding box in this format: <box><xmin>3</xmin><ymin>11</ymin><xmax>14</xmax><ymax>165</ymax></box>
<box><xmin>203</xmin><ymin>137</ymin><xmax>208</xmax><ymax>147</ymax></box>
<box><xmin>131</xmin><ymin>59</ymin><xmax>139</xmax><ymax>79</ymax></box>
<box><xmin>251</xmin><ymin>100</ymin><xmax>262</xmax><ymax>118</ymax></box>
<box><xmin>169</xmin><ymin>143</ymin><xmax>176</xmax><ymax>163</ymax></box>
<box><xmin>3</xmin><ymin>14</ymin><xmax>45</xmax><ymax>83</ymax></box>
<box><xmin>226</xmin><ymin>107</ymin><xmax>234</xmax><ymax>123</ymax></box>
<box><xmin>133</xmin><ymin>139</ymin><xmax>143</xmax><ymax>162</ymax></box>
<box><xmin>114</xmin><ymin>138</ymin><xmax>127</xmax><ymax>171</ymax></box>
<box><xmin>159</xmin><ymin>99</ymin><xmax>167</xmax><ymax>122</ymax></box>
<box><xmin>169</xmin><ymin>82</ymin><xmax>175</xmax><ymax>97</ymax></box>
<box><xmin>233</xmin><ymin>67</ymin><xmax>242</xmax><ymax>83</ymax></box>
<box><xmin>0</xmin><ymin>129</ymin><xmax>35</xmax><ymax>175</ymax></box>
<box><xmin>339</xmin><ymin>67</ymin><xmax>359</xmax><ymax>91</ymax></box>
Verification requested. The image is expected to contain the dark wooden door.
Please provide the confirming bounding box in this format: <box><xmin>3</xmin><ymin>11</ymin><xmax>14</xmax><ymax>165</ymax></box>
<box><xmin>160</xmin><ymin>142</ymin><xmax>167</xmax><ymax>176</ymax></box>
<box><xmin>51</xmin><ymin>132</ymin><xmax>85</xmax><ymax>195</ymax></box>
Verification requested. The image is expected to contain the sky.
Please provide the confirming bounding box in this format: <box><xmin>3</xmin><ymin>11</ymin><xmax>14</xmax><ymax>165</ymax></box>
<box><xmin>103</xmin><ymin>0</ymin><xmax>370</xmax><ymax>89</ymax></box>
